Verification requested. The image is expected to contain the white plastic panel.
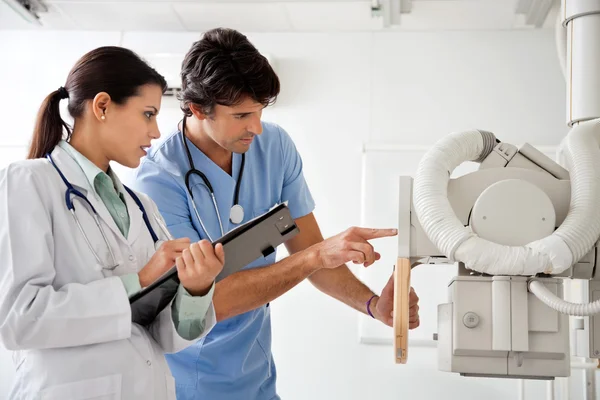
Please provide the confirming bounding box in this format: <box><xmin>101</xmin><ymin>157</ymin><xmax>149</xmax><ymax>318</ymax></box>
<box><xmin>528</xmin><ymin>283</ymin><xmax>559</xmax><ymax>333</ymax></box>
<box><xmin>492</xmin><ymin>278</ymin><xmax>512</xmax><ymax>351</ymax></box>
<box><xmin>511</xmin><ymin>279</ymin><xmax>530</xmax><ymax>352</ymax></box>
<box><xmin>567</xmin><ymin>13</ymin><xmax>600</xmax><ymax>124</ymax></box>
<box><xmin>452</xmin><ymin>279</ymin><xmax>493</xmax><ymax>354</ymax></box>
<box><xmin>470</xmin><ymin>179</ymin><xmax>556</xmax><ymax>246</ymax></box>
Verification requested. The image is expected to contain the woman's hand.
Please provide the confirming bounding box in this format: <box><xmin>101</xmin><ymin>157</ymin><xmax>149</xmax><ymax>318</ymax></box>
<box><xmin>176</xmin><ymin>240</ymin><xmax>225</xmax><ymax>296</ymax></box>
<box><xmin>138</xmin><ymin>238</ymin><xmax>191</xmax><ymax>288</ymax></box>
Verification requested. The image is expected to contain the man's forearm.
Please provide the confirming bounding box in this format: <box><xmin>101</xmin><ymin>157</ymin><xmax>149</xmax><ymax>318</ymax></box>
<box><xmin>308</xmin><ymin>266</ymin><xmax>375</xmax><ymax>315</ymax></box>
<box><xmin>213</xmin><ymin>250</ymin><xmax>319</xmax><ymax>321</ymax></box>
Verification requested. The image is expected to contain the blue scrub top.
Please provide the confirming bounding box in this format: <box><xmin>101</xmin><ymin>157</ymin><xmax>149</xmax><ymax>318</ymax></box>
<box><xmin>131</xmin><ymin>121</ymin><xmax>315</xmax><ymax>400</ymax></box>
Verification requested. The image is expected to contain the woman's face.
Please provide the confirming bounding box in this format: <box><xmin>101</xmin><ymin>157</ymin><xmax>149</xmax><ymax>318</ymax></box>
<box><xmin>100</xmin><ymin>84</ymin><xmax>163</xmax><ymax>168</ymax></box>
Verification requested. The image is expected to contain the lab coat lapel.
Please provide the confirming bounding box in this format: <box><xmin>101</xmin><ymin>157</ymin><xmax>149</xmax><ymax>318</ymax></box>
<box><xmin>124</xmin><ymin>191</ymin><xmax>144</xmax><ymax>245</ymax></box>
<box><xmin>50</xmin><ymin>147</ymin><xmax>128</xmax><ymax>245</ymax></box>
<box><xmin>50</xmin><ymin>146</ymin><xmax>90</xmax><ymax>196</ymax></box>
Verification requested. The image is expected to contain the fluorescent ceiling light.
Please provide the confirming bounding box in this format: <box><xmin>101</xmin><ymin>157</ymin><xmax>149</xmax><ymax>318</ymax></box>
<box><xmin>2</xmin><ymin>0</ymin><xmax>47</xmax><ymax>26</ymax></box>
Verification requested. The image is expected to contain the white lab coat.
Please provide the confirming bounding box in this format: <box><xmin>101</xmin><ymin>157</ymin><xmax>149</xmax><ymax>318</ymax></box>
<box><xmin>0</xmin><ymin>146</ymin><xmax>216</xmax><ymax>400</ymax></box>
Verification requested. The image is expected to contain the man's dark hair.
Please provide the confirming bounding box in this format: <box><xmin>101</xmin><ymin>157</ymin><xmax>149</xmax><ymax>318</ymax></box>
<box><xmin>179</xmin><ymin>27</ymin><xmax>280</xmax><ymax>117</ymax></box>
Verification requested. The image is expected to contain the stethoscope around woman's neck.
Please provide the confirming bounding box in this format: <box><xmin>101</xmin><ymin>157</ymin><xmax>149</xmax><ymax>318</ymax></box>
<box><xmin>181</xmin><ymin>116</ymin><xmax>245</xmax><ymax>242</ymax></box>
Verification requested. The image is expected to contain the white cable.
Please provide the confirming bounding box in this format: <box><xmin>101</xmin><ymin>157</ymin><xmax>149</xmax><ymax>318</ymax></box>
<box><xmin>529</xmin><ymin>280</ymin><xmax>600</xmax><ymax>316</ymax></box>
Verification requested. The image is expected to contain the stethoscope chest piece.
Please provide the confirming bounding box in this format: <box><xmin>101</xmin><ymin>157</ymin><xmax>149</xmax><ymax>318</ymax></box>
<box><xmin>230</xmin><ymin>204</ymin><xmax>244</xmax><ymax>224</ymax></box>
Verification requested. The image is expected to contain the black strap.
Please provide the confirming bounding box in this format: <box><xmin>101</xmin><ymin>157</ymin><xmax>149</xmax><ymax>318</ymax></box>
<box><xmin>181</xmin><ymin>117</ymin><xmax>196</xmax><ymax>172</ymax></box>
<box><xmin>234</xmin><ymin>153</ymin><xmax>245</xmax><ymax>206</ymax></box>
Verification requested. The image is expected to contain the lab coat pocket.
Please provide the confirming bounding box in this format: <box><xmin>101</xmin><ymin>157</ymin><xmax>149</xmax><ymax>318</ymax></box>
<box><xmin>165</xmin><ymin>374</ymin><xmax>177</xmax><ymax>400</ymax></box>
<box><xmin>40</xmin><ymin>374</ymin><xmax>122</xmax><ymax>400</ymax></box>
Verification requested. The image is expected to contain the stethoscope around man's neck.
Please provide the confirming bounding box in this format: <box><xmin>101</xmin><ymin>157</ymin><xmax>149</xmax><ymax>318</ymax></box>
<box><xmin>181</xmin><ymin>116</ymin><xmax>245</xmax><ymax>242</ymax></box>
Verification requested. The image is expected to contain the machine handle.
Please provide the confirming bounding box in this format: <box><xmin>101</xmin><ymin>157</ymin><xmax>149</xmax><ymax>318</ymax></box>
<box><xmin>394</xmin><ymin>258</ymin><xmax>411</xmax><ymax>364</ymax></box>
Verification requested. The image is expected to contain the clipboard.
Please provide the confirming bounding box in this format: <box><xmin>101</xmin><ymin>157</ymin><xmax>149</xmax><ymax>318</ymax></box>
<box><xmin>129</xmin><ymin>204</ymin><xmax>299</xmax><ymax>326</ymax></box>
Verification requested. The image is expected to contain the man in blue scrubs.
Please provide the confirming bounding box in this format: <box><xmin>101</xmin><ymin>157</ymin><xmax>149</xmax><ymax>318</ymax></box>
<box><xmin>131</xmin><ymin>28</ymin><xmax>420</xmax><ymax>400</ymax></box>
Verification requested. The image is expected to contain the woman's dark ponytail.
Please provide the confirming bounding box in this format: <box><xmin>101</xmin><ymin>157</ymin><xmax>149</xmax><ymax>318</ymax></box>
<box><xmin>26</xmin><ymin>46</ymin><xmax>167</xmax><ymax>159</ymax></box>
<box><xmin>27</xmin><ymin>88</ymin><xmax>71</xmax><ymax>159</ymax></box>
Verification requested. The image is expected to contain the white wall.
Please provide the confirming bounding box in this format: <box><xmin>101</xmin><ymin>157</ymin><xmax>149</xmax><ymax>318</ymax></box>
<box><xmin>0</xmin><ymin>29</ymin><xmax>585</xmax><ymax>399</ymax></box>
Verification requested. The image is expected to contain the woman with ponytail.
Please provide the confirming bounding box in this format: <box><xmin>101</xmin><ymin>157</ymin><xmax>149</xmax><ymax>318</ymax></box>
<box><xmin>0</xmin><ymin>47</ymin><xmax>224</xmax><ymax>399</ymax></box>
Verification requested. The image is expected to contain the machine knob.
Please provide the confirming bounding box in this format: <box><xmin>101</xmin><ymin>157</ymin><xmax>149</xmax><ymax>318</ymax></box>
<box><xmin>463</xmin><ymin>312</ymin><xmax>480</xmax><ymax>328</ymax></box>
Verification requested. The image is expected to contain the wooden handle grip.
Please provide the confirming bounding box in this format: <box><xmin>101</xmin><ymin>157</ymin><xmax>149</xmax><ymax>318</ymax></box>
<box><xmin>393</xmin><ymin>258</ymin><xmax>411</xmax><ymax>364</ymax></box>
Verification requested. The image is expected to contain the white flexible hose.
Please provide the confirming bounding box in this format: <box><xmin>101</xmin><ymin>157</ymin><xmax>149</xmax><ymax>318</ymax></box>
<box><xmin>531</xmin><ymin>120</ymin><xmax>600</xmax><ymax>316</ymax></box>
<box><xmin>553</xmin><ymin>120</ymin><xmax>600</xmax><ymax>261</ymax></box>
<box><xmin>529</xmin><ymin>280</ymin><xmax>600</xmax><ymax>316</ymax></box>
<box><xmin>413</xmin><ymin>120</ymin><xmax>600</xmax><ymax>276</ymax></box>
<box><xmin>529</xmin><ymin>7</ymin><xmax>600</xmax><ymax>316</ymax></box>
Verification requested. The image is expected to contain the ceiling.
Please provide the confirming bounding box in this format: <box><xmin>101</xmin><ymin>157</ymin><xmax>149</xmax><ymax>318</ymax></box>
<box><xmin>0</xmin><ymin>0</ymin><xmax>560</xmax><ymax>32</ymax></box>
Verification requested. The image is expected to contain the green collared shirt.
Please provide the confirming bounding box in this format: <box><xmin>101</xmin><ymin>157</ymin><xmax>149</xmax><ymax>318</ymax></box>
<box><xmin>58</xmin><ymin>141</ymin><xmax>130</xmax><ymax>237</ymax></box>
<box><xmin>58</xmin><ymin>141</ymin><xmax>213</xmax><ymax>339</ymax></box>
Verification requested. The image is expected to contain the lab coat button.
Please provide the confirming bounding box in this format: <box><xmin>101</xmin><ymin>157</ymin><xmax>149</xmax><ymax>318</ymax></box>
<box><xmin>129</xmin><ymin>255</ymin><xmax>135</xmax><ymax>261</ymax></box>
<box><xmin>146</xmin><ymin>360</ymin><xmax>152</xmax><ymax>366</ymax></box>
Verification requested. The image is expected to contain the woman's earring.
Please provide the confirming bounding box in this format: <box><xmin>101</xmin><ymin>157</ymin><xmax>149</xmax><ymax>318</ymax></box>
<box><xmin>101</xmin><ymin>115</ymin><xmax>106</xmax><ymax>120</ymax></box>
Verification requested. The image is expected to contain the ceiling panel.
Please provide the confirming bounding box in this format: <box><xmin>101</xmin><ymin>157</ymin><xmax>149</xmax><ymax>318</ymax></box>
<box><xmin>285</xmin><ymin>1</ymin><xmax>379</xmax><ymax>31</ymax></box>
<box><xmin>39</xmin><ymin>4</ymin><xmax>80</xmax><ymax>29</ymax></box>
<box><xmin>48</xmin><ymin>0</ymin><xmax>357</xmax><ymax>2</ymax></box>
<box><xmin>394</xmin><ymin>0</ymin><xmax>523</xmax><ymax>30</ymax></box>
<box><xmin>1</xmin><ymin>0</ymin><xmax>559</xmax><ymax>31</ymax></box>
<box><xmin>172</xmin><ymin>2</ymin><xmax>292</xmax><ymax>31</ymax></box>
<box><xmin>52</xmin><ymin>2</ymin><xmax>185</xmax><ymax>30</ymax></box>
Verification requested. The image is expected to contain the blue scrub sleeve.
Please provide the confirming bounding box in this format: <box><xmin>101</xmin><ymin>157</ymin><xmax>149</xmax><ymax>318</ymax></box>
<box><xmin>133</xmin><ymin>159</ymin><xmax>201</xmax><ymax>243</ymax></box>
<box><xmin>277</xmin><ymin>126</ymin><xmax>316</xmax><ymax>219</ymax></box>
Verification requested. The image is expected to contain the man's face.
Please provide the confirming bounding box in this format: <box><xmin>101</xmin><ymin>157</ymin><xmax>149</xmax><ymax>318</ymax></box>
<box><xmin>200</xmin><ymin>97</ymin><xmax>264</xmax><ymax>154</ymax></box>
